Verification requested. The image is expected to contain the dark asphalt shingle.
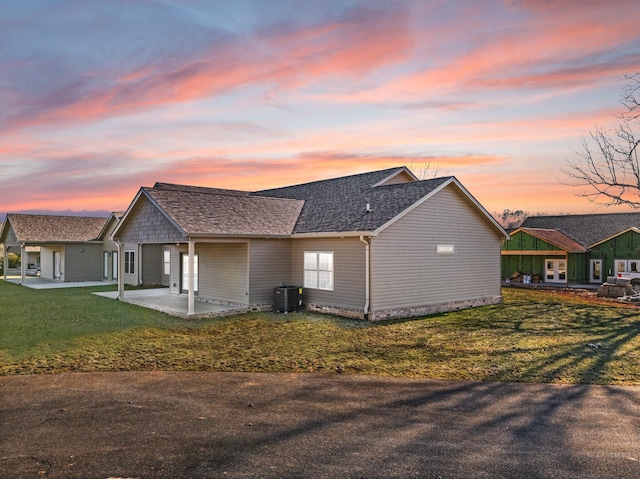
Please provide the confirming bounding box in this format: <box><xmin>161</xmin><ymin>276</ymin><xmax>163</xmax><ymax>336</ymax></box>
<box><xmin>254</xmin><ymin>167</ymin><xmax>452</xmax><ymax>233</ymax></box>
<box><xmin>521</xmin><ymin>212</ymin><xmax>640</xmax><ymax>247</ymax></box>
<box><xmin>3</xmin><ymin>214</ymin><xmax>107</xmax><ymax>243</ymax></box>
<box><xmin>145</xmin><ymin>184</ymin><xmax>304</xmax><ymax>236</ymax></box>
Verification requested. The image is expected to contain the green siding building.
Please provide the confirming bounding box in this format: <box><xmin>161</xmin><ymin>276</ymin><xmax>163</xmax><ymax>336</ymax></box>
<box><xmin>502</xmin><ymin>213</ymin><xmax>640</xmax><ymax>285</ymax></box>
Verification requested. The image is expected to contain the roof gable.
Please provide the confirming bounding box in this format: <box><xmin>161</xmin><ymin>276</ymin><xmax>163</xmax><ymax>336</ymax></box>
<box><xmin>256</xmin><ymin>168</ymin><xmax>506</xmax><ymax>237</ymax></box>
<box><xmin>589</xmin><ymin>227</ymin><xmax>640</xmax><ymax>248</ymax></box>
<box><xmin>1</xmin><ymin>214</ymin><xmax>108</xmax><ymax>245</ymax></box>
<box><xmin>115</xmin><ymin>184</ymin><xmax>304</xmax><ymax>238</ymax></box>
<box><xmin>372</xmin><ymin>167</ymin><xmax>418</xmax><ymax>186</ymax></box>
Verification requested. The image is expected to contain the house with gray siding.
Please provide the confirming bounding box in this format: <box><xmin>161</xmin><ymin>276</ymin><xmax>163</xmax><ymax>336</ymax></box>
<box><xmin>1</xmin><ymin>213</ymin><xmax>117</xmax><ymax>284</ymax></box>
<box><xmin>112</xmin><ymin>167</ymin><xmax>508</xmax><ymax>320</ymax></box>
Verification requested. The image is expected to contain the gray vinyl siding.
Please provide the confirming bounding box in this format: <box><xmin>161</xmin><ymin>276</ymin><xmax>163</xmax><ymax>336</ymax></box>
<box><xmin>248</xmin><ymin>239</ymin><xmax>292</xmax><ymax>305</ymax></box>
<box><xmin>101</xmin><ymin>218</ymin><xmax>119</xmax><ymax>252</ymax></box>
<box><xmin>291</xmin><ymin>238</ymin><xmax>366</xmax><ymax>310</ymax></box>
<box><xmin>169</xmin><ymin>245</ymin><xmax>181</xmax><ymax>294</ymax></box>
<box><xmin>141</xmin><ymin>244</ymin><xmax>164</xmax><ymax>286</ymax></box>
<box><xmin>197</xmin><ymin>243</ymin><xmax>249</xmax><ymax>305</ymax></box>
<box><xmin>64</xmin><ymin>243</ymin><xmax>102</xmax><ymax>281</ymax></box>
<box><xmin>3</xmin><ymin>224</ymin><xmax>18</xmax><ymax>247</ymax></box>
<box><xmin>371</xmin><ymin>184</ymin><xmax>502</xmax><ymax>311</ymax></box>
<box><xmin>171</xmin><ymin>243</ymin><xmax>249</xmax><ymax>304</ymax></box>
<box><xmin>118</xmin><ymin>197</ymin><xmax>185</xmax><ymax>244</ymax></box>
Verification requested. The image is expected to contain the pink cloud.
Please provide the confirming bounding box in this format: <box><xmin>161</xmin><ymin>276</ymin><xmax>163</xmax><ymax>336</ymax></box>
<box><xmin>2</xmin><ymin>5</ymin><xmax>413</xmax><ymax>132</ymax></box>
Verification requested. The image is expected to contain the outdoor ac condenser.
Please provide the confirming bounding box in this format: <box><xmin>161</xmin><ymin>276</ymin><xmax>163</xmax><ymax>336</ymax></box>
<box><xmin>273</xmin><ymin>286</ymin><xmax>302</xmax><ymax>313</ymax></box>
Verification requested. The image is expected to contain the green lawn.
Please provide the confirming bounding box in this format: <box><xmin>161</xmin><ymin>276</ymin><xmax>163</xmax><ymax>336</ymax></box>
<box><xmin>1</xmin><ymin>280</ymin><xmax>639</xmax><ymax>384</ymax></box>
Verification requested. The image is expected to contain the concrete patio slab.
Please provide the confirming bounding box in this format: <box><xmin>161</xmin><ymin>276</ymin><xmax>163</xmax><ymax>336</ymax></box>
<box><xmin>94</xmin><ymin>288</ymin><xmax>248</xmax><ymax>319</ymax></box>
<box><xmin>4</xmin><ymin>277</ymin><xmax>115</xmax><ymax>289</ymax></box>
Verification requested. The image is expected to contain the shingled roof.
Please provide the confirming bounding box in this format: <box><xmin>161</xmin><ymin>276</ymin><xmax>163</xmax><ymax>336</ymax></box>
<box><xmin>114</xmin><ymin>167</ymin><xmax>505</xmax><ymax>239</ymax></box>
<box><xmin>143</xmin><ymin>183</ymin><xmax>304</xmax><ymax>236</ymax></box>
<box><xmin>0</xmin><ymin>214</ymin><xmax>107</xmax><ymax>245</ymax></box>
<box><xmin>521</xmin><ymin>212</ymin><xmax>640</xmax><ymax>247</ymax></box>
<box><xmin>254</xmin><ymin>167</ymin><xmax>453</xmax><ymax>234</ymax></box>
<box><xmin>518</xmin><ymin>227</ymin><xmax>588</xmax><ymax>253</ymax></box>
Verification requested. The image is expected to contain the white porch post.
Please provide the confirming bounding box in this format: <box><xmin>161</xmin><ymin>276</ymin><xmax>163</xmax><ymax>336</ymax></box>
<box><xmin>117</xmin><ymin>242</ymin><xmax>125</xmax><ymax>300</ymax></box>
<box><xmin>20</xmin><ymin>243</ymin><xmax>26</xmax><ymax>284</ymax></box>
<box><xmin>188</xmin><ymin>240</ymin><xmax>195</xmax><ymax>315</ymax></box>
<box><xmin>2</xmin><ymin>246</ymin><xmax>7</xmax><ymax>280</ymax></box>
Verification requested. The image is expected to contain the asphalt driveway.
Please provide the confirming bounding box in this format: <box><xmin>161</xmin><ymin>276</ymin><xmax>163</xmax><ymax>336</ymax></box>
<box><xmin>1</xmin><ymin>372</ymin><xmax>639</xmax><ymax>478</ymax></box>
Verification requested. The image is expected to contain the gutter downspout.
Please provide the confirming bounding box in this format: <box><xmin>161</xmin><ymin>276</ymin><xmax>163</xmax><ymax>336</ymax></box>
<box><xmin>187</xmin><ymin>239</ymin><xmax>195</xmax><ymax>315</ymax></box>
<box><xmin>359</xmin><ymin>235</ymin><xmax>370</xmax><ymax>320</ymax></box>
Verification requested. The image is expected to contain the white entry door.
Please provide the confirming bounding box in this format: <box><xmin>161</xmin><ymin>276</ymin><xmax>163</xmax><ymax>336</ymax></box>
<box><xmin>590</xmin><ymin>259</ymin><xmax>602</xmax><ymax>283</ymax></box>
<box><xmin>545</xmin><ymin>259</ymin><xmax>566</xmax><ymax>283</ymax></box>
<box><xmin>53</xmin><ymin>251</ymin><xmax>61</xmax><ymax>279</ymax></box>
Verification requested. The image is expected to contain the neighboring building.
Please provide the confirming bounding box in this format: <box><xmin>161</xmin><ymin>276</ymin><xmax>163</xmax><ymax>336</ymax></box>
<box><xmin>0</xmin><ymin>213</ymin><xmax>118</xmax><ymax>283</ymax></box>
<box><xmin>501</xmin><ymin>212</ymin><xmax>640</xmax><ymax>285</ymax></box>
<box><xmin>113</xmin><ymin>167</ymin><xmax>508</xmax><ymax>320</ymax></box>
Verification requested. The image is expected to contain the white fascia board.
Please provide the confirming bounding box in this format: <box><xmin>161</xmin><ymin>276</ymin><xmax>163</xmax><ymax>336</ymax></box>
<box><xmin>373</xmin><ymin>177</ymin><xmax>509</xmax><ymax>239</ymax></box>
<box><xmin>291</xmin><ymin>231</ymin><xmax>374</xmax><ymax>239</ymax></box>
<box><xmin>96</xmin><ymin>212</ymin><xmax>120</xmax><ymax>240</ymax></box>
<box><xmin>588</xmin><ymin>227</ymin><xmax>640</xmax><ymax>249</ymax></box>
<box><xmin>187</xmin><ymin>233</ymin><xmax>285</xmax><ymax>240</ymax></box>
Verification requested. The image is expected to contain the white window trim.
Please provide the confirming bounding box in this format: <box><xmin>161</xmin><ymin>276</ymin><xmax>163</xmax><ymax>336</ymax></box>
<box><xmin>163</xmin><ymin>250</ymin><xmax>170</xmax><ymax>276</ymax></box>
<box><xmin>304</xmin><ymin>251</ymin><xmax>334</xmax><ymax>291</ymax></box>
<box><xmin>124</xmin><ymin>250</ymin><xmax>135</xmax><ymax>274</ymax></box>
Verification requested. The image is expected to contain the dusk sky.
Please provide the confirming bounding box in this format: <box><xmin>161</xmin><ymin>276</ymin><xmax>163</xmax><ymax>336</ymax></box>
<box><xmin>1</xmin><ymin>0</ymin><xmax>640</xmax><ymax>218</ymax></box>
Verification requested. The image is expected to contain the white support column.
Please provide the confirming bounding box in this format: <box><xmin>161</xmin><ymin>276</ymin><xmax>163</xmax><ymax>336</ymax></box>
<box><xmin>188</xmin><ymin>240</ymin><xmax>195</xmax><ymax>315</ymax></box>
<box><xmin>117</xmin><ymin>242</ymin><xmax>125</xmax><ymax>300</ymax></box>
<box><xmin>3</xmin><ymin>246</ymin><xmax>7</xmax><ymax>280</ymax></box>
<box><xmin>20</xmin><ymin>243</ymin><xmax>26</xmax><ymax>284</ymax></box>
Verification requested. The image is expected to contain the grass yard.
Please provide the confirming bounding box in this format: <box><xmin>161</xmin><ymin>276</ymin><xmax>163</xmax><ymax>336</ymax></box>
<box><xmin>1</xmin><ymin>280</ymin><xmax>639</xmax><ymax>384</ymax></box>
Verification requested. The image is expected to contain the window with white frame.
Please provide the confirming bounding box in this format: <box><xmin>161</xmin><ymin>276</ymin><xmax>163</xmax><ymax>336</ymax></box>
<box><xmin>304</xmin><ymin>252</ymin><xmax>334</xmax><ymax>290</ymax></box>
<box><xmin>163</xmin><ymin>250</ymin><xmax>170</xmax><ymax>275</ymax></box>
<box><xmin>125</xmin><ymin>251</ymin><xmax>135</xmax><ymax>274</ymax></box>
<box><xmin>436</xmin><ymin>244</ymin><xmax>455</xmax><ymax>254</ymax></box>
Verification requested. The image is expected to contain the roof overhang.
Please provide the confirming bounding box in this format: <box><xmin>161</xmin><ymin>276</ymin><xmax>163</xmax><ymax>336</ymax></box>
<box><xmin>187</xmin><ymin>233</ymin><xmax>291</xmax><ymax>240</ymax></box>
<box><xmin>291</xmin><ymin>231</ymin><xmax>374</xmax><ymax>239</ymax></box>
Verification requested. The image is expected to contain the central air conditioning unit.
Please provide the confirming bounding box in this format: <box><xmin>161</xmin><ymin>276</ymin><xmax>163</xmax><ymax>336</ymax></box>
<box><xmin>274</xmin><ymin>286</ymin><xmax>302</xmax><ymax>313</ymax></box>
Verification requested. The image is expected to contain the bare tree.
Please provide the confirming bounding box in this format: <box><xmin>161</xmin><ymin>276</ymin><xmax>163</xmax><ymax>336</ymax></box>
<box><xmin>564</xmin><ymin>72</ymin><xmax>640</xmax><ymax>207</ymax></box>
<box><xmin>493</xmin><ymin>209</ymin><xmax>529</xmax><ymax>229</ymax></box>
<box><xmin>410</xmin><ymin>161</ymin><xmax>440</xmax><ymax>180</ymax></box>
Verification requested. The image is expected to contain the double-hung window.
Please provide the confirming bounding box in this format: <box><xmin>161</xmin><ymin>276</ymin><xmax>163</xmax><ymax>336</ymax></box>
<box><xmin>304</xmin><ymin>252</ymin><xmax>334</xmax><ymax>290</ymax></box>
<box><xmin>125</xmin><ymin>251</ymin><xmax>135</xmax><ymax>274</ymax></box>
